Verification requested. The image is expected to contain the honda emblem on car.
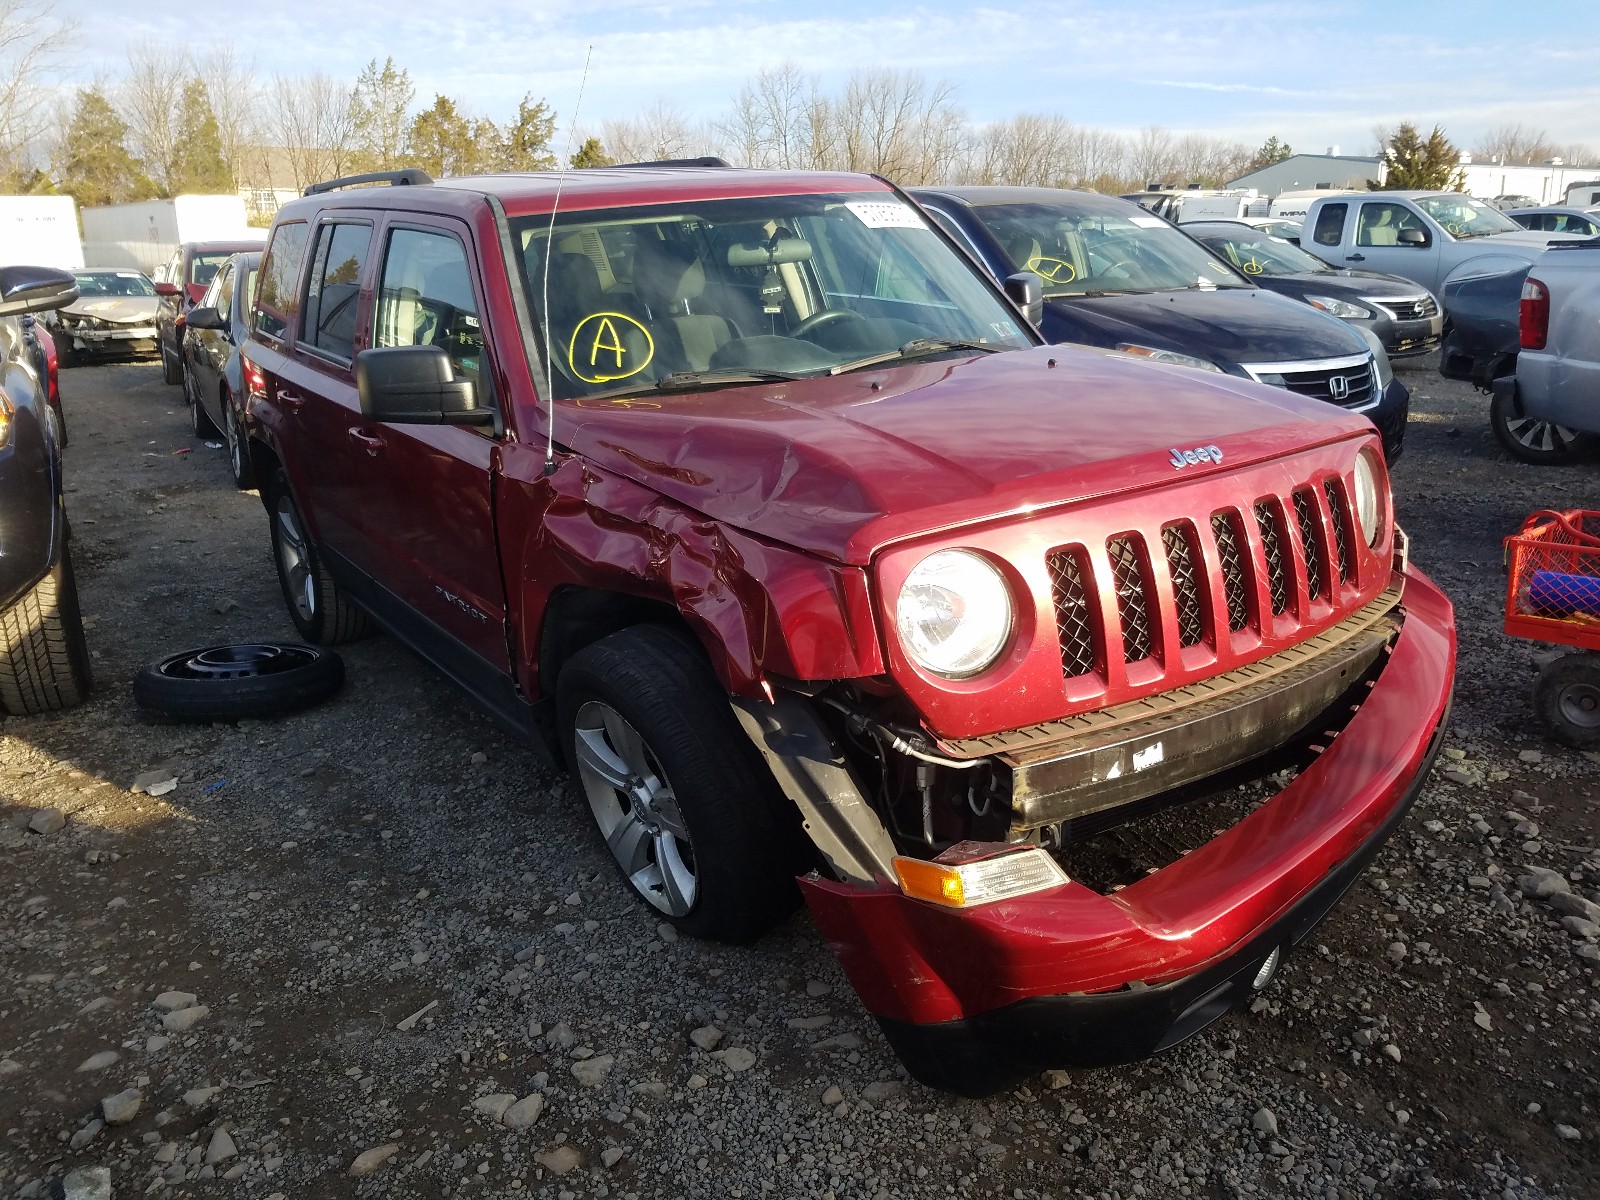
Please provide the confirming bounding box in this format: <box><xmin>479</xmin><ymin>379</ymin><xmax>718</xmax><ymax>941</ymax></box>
<box><xmin>1329</xmin><ymin>374</ymin><xmax>1350</xmax><ymax>401</ymax></box>
<box><xmin>1168</xmin><ymin>444</ymin><xmax>1224</xmax><ymax>469</ymax></box>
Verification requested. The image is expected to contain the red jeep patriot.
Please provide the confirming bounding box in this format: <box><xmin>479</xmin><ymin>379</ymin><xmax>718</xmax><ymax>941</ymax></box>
<box><xmin>240</xmin><ymin>164</ymin><xmax>1455</xmax><ymax>1095</ymax></box>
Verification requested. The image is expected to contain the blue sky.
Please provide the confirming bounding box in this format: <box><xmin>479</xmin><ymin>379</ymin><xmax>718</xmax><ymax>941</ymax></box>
<box><xmin>67</xmin><ymin>0</ymin><xmax>1600</xmax><ymax>154</ymax></box>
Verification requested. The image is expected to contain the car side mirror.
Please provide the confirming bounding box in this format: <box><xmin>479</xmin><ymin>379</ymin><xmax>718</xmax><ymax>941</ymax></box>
<box><xmin>186</xmin><ymin>305</ymin><xmax>226</xmax><ymax>331</ymax></box>
<box><xmin>1003</xmin><ymin>271</ymin><xmax>1044</xmax><ymax>326</ymax></box>
<box><xmin>154</xmin><ymin>281</ymin><xmax>181</xmax><ymax>297</ymax></box>
<box><xmin>0</xmin><ymin>265</ymin><xmax>78</xmax><ymax>317</ymax></box>
<box><xmin>1397</xmin><ymin>228</ymin><xmax>1428</xmax><ymax>247</ymax></box>
<box><xmin>355</xmin><ymin>345</ymin><xmax>493</xmax><ymax>426</ymax></box>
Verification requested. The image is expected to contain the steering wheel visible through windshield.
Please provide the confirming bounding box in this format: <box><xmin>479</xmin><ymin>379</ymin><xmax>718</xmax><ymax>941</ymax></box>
<box><xmin>968</xmin><ymin>202</ymin><xmax>1251</xmax><ymax>297</ymax></box>
<box><xmin>509</xmin><ymin>192</ymin><xmax>1033</xmax><ymax>400</ymax></box>
<box><xmin>1195</xmin><ymin>231</ymin><xmax>1333</xmax><ymax>277</ymax></box>
<box><xmin>1414</xmin><ymin>195</ymin><xmax>1521</xmax><ymax>239</ymax></box>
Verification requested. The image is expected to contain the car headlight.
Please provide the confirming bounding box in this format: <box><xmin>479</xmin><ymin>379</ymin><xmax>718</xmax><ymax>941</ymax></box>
<box><xmin>1305</xmin><ymin>295</ymin><xmax>1373</xmax><ymax>320</ymax></box>
<box><xmin>1352</xmin><ymin>448</ymin><xmax>1387</xmax><ymax>546</ymax></box>
<box><xmin>896</xmin><ymin>549</ymin><xmax>1013</xmax><ymax>678</ymax></box>
<box><xmin>1115</xmin><ymin>344</ymin><xmax>1225</xmax><ymax>373</ymax></box>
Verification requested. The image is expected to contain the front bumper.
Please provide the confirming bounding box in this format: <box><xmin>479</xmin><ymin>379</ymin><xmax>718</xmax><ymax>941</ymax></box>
<box><xmin>69</xmin><ymin>326</ymin><xmax>159</xmax><ymax>353</ymax></box>
<box><xmin>800</xmin><ymin>565</ymin><xmax>1454</xmax><ymax>1095</ymax></box>
<box><xmin>1370</xmin><ymin>313</ymin><xmax>1443</xmax><ymax>359</ymax></box>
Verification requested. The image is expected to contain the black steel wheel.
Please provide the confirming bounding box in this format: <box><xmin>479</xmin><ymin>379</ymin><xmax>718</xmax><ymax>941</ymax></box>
<box><xmin>132</xmin><ymin>643</ymin><xmax>343</xmax><ymax>721</ymax></box>
<box><xmin>1535</xmin><ymin>652</ymin><xmax>1600</xmax><ymax>749</ymax></box>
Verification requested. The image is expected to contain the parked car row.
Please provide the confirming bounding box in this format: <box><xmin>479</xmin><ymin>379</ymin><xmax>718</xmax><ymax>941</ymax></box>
<box><xmin>207</xmin><ymin>161</ymin><xmax>1454</xmax><ymax>1096</ymax></box>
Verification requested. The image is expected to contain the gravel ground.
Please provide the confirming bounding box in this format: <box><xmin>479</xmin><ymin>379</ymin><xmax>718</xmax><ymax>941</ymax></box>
<box><xmin>2</xmin><ymin>357</ymin><xmax>1597</xmax><ymax>1200</ymax></box>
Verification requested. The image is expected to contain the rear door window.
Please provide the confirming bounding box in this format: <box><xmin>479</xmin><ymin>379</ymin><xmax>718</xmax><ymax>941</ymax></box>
<box><xmin>254</xmin><ymin>221</ymin><xmax>309</xmax><ymax>341</ymax></box>
<box><xmin>303</xmin><ymin>222</ymin><xmax>373</xmax><ymax>362</ymax></box>
<box><xmin>215</xmin><ymin>264</ymin><xmax>235</xmax><ymax>315</ymax></box>
<box><xmin>1312</xmin><ymin>203</ymin><xmax>1347</xmax><ymax>247</ymax></box>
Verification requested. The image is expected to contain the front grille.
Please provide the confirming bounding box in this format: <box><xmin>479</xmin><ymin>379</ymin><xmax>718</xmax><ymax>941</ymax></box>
<box><xmin>1375</xmin><ymin>295</ymin><xmax>1438</xmax><ymax>321</ymax></box>
<box><xmin>1045</xmin><ymin>476</ymin><xmax>1361</xmax><ymax>690</ymax></box>
<box><xmin>1211</xmin><ymin>511</ymin><xmax>1251</xmax><ymax>632</ymax></box>
<box><xmin>1324</xmin><ymin>479</ymin><xmax>1352</xmax><ymax>582</ymax></box>
<box><xmin>1162</xmin><ymin>523</ymin><xmax>1205</xmax><ymax>648</ymax></box>
<box><xmin>1255</xmin><ymin>500</ymin><xmax>1290</xmax><ymax>614</ymax></box>
<box><xmin>1277</xmin><ymin>360</ymin><xmax>1377</xmax><ymax>410</ymax></box>
<box><xmin>1107</xmin><ymin>535</ymin><xmax>1153</xmax><ymax>662</ymax></box>
<box><xmin>1047</xmin><ymin>547</ymin><xmax>1097</xmax><ymax>678</ymax></box>
<box><xmin>1293</xmin><ymin>489</ymin><xmax>1324</xmax><ymax>600</ymax></box>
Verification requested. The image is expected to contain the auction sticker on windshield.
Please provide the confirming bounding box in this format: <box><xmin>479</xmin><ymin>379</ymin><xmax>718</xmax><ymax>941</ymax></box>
<box><xmin>1128</xmin><ymin>215</ymin><xmax>1169</xmax><ymax>229</ymax></box>
<box><xmin>844</xmin><ymin>201</ymin><xmax>924</xmax><ymax>229</ymax></box>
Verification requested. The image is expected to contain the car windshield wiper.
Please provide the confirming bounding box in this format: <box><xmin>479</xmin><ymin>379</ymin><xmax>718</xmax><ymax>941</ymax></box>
<box><xmin>829</xmin><ymin>338</ymin><xmax>1003</xmax><ymax>376</ymax></box>
<box><xmin>651</xmin><ymin>368</ymin><xmax>808</xmax><ymax>392</ymax></box>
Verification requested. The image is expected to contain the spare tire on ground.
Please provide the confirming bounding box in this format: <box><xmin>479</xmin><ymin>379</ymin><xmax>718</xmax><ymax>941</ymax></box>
<box><xmin>132</xmin><ymin>643</ymin><xmax>343</xmax><ymax>721</ymax></box>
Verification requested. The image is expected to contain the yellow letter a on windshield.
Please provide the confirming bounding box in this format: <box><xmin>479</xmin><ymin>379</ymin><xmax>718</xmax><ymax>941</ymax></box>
<box><xmin>590</xmin><ymin>317</ymin><xmax>626</xmax><ymax>369</ymax></box>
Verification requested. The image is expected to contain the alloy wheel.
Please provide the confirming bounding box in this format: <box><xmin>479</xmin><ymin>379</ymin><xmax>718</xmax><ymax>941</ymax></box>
<box><xmin>274</xmin><ymin>496</ymin><xmax>316</xmax><ymax>623</ymax></box>
<box><xmin>1504</xmin><ymin>412</ymin><xmax>1583</xmax><ymax>457</ymax></box>
<box><xmin>571</xmin><ymin>700</ymin><xmax>698</xmax><ymax>916</ymax></box>
<box><xmin>226</xmin><ymin>401</ymin><xmax>245</xmax><ymax>480</ymax></box>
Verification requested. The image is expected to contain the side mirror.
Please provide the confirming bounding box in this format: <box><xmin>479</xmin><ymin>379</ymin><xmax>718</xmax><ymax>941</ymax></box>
<box><xmin>154</xmin><ymin>281</ymin><xmax>181</xmax><ymax>297</ymax></box>
<box><xmin>185</xmin><ymin>305</ymin><xmax>227</xmax><ymax>331</ymax></box>
<box><xmin>1003</xmin><ymin>271</ymin><xmax>1044</xmax><ymax>326</ymax></box>
<box><xmin>0</xmin><ymin>265</ymin><xmax>78</xmax><ymax>317</ymax></box>
<box><xmin>1397</xmin><ymin>228</ymin><xmax>1428</xmax><ymax>247</ymax></box>
<box><xmin>355</xmin><ymin>345</ymin><xmax>492</xmax><ymax>426</ymax></box>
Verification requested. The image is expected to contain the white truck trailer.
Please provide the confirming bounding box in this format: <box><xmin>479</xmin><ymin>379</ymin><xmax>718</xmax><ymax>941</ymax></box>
<box><xmin>80</xmin><ymin>195</ymin><xmax>262</xmax><ymax>274</ymax></box>
<box><xmin>0</xmin><ymin>196</ymin><xmax>85</xmax><ymax>270</ymax></box>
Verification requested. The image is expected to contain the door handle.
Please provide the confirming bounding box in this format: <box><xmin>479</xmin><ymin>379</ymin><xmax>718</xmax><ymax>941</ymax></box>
<box><xmin>1345</xmin><ymin>254</ymin><xmax>1365</xmax><ymax>262</ymax></box>
<box><xmin>348</xmin><ymin>427</ymin><xmax>386</xmax><ymax>456</ymax></box>
<box><xmin>278</xmin><ymin>389</ymin><xmax>306</xmax><ymax>412</ymax></box>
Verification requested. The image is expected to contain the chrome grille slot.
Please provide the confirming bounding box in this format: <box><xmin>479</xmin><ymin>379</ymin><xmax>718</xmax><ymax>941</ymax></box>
<box><xmin>1293</xmin><ymin>489</ymin><xmax>1324</xmax><ymax>600</ymax></box>
<box><xmin>1047</xmin><ymin>546</ymin><xmax>1098</xmax><ymax>678</ymax></box>
<box><xmin>1162</xmin><ymin>522</ymin><xmax>1205</xmax><ymax>648</ymax></box>
<box><xmin>1255</xmin><ymin>500</ymin><xmax>1290</xmax><ymax>614</ymax></box>
<box><xmin>1211</xmin><ymin>510</ymin><xmax>1251</xmax><ymax>632</ymax></box>
<box><xmin>1107</xmin><ymin>535</ymin><xmax>1154</xmax><ymax>663</ymax></box>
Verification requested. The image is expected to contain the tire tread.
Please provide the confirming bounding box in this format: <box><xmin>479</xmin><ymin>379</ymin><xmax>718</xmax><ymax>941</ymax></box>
<box><xmin>0</xmin><ymin>550</ymin><xmax>93</xmax><ymax>715</ymax></box>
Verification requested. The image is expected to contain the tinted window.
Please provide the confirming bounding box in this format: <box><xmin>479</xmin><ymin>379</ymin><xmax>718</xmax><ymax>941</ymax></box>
<box><xmin>216</xmin><ymin>264</ymin><xmax>235</xmax><ymax>315</ymax></box>
<box><xmin>304</xmin><ymin>222</ymin><xmax>372</xmax><ymax>361</ymax></box>
<box><xmin>254</xmin><ymin>221</ymin><xmax>309</xmax><ymax>340</ymax></box>
<box><xmin>374</xmin><ymin>228</ymin><xmax>486</xmax><ymax>389</ymax></box>
<box><xmin>189</xmin><ymin>253</ymin><xmax>232</xmax><ymax>286</ymax></box>
<box><xmin>1313</xmin><ymin>203</ymin><xmax>1347</xmax><ymax>246</ymax></box>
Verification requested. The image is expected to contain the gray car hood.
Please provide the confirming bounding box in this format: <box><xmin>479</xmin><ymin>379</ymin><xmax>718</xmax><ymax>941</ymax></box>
<box><xmin>64</xmin><ymin>296</ymin><xmax>159</xmax><ymax>324</ymax></box>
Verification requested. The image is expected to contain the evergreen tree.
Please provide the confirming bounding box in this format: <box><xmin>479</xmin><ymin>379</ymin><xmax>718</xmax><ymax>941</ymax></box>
<box><xmin>1248</xmin><ymin>135</ymin><xmax>1293</xmax><ymax>171</ymax></box>
<box><xmin>351</xmin><ymin>57</ymin><xmax>415</xmax><ymax>171</ymax></box>
<box><xmin>407</xmin><ymin>95</ymin><xmax>478</xmax><ymax>178</ymax></box>
<box><xmin>569</xmin><ymin>136</ymin><xmax>612</xmax><ymax>169</ymax></box>
<box><xmin>496</xmin><ymin>93</ymin><xmax>556</xmax><ymax>171</ymax></box>
<box><xmin>56</xmin><ymin>87</ymin><xmax>155</xmax><ymax>207</ymax></box>
<box><xmin>171</xmin><ymin>79</ymin><xmax>233</xmax><ymax>193</ymax></box>
<box><xmin>1373</xmin><ymin>124</ymin><xmax>1466</xmax><ymax>191</ymax></box>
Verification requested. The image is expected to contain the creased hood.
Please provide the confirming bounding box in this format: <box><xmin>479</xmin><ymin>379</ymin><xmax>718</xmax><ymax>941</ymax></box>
<box><xmin>65</xmin><ymin>296</ymin><xmax>159</xmax><ymax>323</ymax></box>
<box><xmin>561</xmin><ymin>344</ymin><xmax>1373</xmax><ymax>565</ymax></box>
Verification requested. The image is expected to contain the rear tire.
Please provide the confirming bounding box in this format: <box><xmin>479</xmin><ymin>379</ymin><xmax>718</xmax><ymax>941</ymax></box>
<box><xmin>0</xmin><ymin>546</ymin><xmax>93</xmax><ymax>715</ymax></box>
<box><xmin>223</xmin><ymin>387</ymin><xmax>254</xmax><ymax>490</ymax></box>
<box><xmin>557</xmin><ymin>625</ymin><xmax>802</xmax><ymax>943</ymax></box>
<box><xmin>185</xmin><ymin>362</ymin><xmax>219</xmax><ymax>438</ymax></box>
<box><xmin>1535</xmin><ymin>652</ymin><xmax>1600</xmax><ymax>749</ymax></box>
<box><xmin>266</xmin><ymin>470</ymin><xmax>371</xmax><ymax>645</ymax></box>
<box><xmin>1491</xmin><ymin>387</ymin><xmax>1595</xmax><ymax>464</ymax></box>
<box><xmin>161</xmin><ymin>339</ymin><xmax>182</xmax><ymax>385</ymax></box>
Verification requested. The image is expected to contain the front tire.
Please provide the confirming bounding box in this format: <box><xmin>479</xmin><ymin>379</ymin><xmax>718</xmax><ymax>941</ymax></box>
<box><xmin>557</xmin><ymin>625</ymin><xmax>802</xmax><ymax>943</ymax></box>
<box><xmin>0</xmin><ymin>546</ymin><xmax>93</xmax><ymax>715</ymax></box>
<box><xmin>1491</xmin><ymin>386</ymin><xmax>1594</xmax><ymax>464</ymax></box>
<box><xmin>161</xmin><ymin>338</ymin><xmax>183</xmax><ymax>385</ymax></box>
<box><xmin>266</xmin><ymin>470</ymin><xmax>371</xmax><ymax>645</ymax></box>
<box><xmin>222</xmin><ymin>387</ymin><xmax>255</xmax><ymax>490</ymax></box>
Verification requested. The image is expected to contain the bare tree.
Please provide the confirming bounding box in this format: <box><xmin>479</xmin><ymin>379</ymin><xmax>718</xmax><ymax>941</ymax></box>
<box><xmin>196</xmin><ymin>45</ymin><xmax>261</xmax><ymax>189</ymax></box>
<box><xmin>601</xmin><ymin>99</ymin><xmax>715</xmax><ymax>163</ymax></box>
<box><xmin>121</xmin><ymin>41</ymin><xmax>190</xmax><ymax>194</ymax></box>
<box><xmin>269</xmin><ymin>72</ymin><xmax>359</xmax><ymax>190</ymax></box>
<box><xmin>961</xmin><ymin>114</ymin><xmax>1079</xmax><ymax>187</ymax></box>
<box><xmin>718</xmin><ymin>62</ymin><xmax>827</xmax><ymax>170</ymax></box>
<box><xmin>1474</xmin><ymin>122</ymin><xmax>1561</xmax><ymax>164</ymax></box>
<box><xmin>0</xmin><ymin>0</ymin><xmax>76</xmax><ymax>185</ymax></box>
<box><xmin>833</xmin><ymin>69</ymin><xmax>964</xmax><ymax>184</ymax></box>
<box><xmin>1127</xmin><ymin>125</ymin><xmax>1177</xmax><ymax>187</ymax></box>
<box><xmin>1562</xmin><ymin>142</ymin><xmax>1597</xmax><ymax>166</ymax></box>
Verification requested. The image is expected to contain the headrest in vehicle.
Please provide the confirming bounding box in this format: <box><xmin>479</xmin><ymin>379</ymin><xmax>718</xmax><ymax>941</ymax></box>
<box><xmin>632</xmin><ymin>237</ymin><xmax>705</xmax><ymax>310</ymax></box>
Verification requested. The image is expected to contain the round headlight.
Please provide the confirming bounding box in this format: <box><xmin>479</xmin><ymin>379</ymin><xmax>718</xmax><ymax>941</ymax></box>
<box><xmin>895</xmin><ymin>550</ymin><xmax>1013</xmax><ymax>678</ymax></box>
<box><xmin>1352</xmin><ymin>448</ymin><xmax>1386</xmax><ymax>546</ymax></box>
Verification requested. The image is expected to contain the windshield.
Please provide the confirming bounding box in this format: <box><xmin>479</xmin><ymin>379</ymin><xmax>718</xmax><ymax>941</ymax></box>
<box><xmin>72</xmin><ymin>271</ymin><xmax>156</xmax><ymax>297</ymax></box>
<box><xmin>968</xmin><ymin>202</ymin><xmax>1251</xmax><ymax>296</ymax></box>
<box><xmin>1195</xmin><ymin>230</ymin><xmax>1331</xmax><ymax>277</ymax></box>
<box><xmin>509</xmin><ymin>192</ymin><xmax>1032</xmax><ymax>400</ymax></box>
<box><xmin>189</xmin><ymin>253</ymin><xmax>233</xmax><ymax>286</ymax></box>
<box><xmin>1415</xmin><ymin>195</ymin><xmax>1521</xmax><ymax>239</ymax></box>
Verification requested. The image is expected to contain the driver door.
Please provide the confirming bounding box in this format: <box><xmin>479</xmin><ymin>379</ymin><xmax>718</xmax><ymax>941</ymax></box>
<box><xmin>1349</xmin><ymin>201</ymin><xmax>1440</xmax><ymax>290</ymax></box>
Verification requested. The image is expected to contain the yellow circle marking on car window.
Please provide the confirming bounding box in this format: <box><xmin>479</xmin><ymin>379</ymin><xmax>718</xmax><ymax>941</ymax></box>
<box><xmin>1025</xmin><ymin>256</ymin><xmax>1076</xmax><ymax>284</ymax></box>
<box><xmin>1240</xmin><ymin>257</ymin><xmax>1263</xmax><ymax>275</ymax></box>
<box><xmin>568</xmin><ymin>312</ymin><xmax>654</xmax><ymax>384</ymax></box>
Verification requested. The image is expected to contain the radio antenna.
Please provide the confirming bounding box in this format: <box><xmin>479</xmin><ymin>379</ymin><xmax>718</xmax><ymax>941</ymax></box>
<box><xmin>541</xmin><ymin>44</ymin><xmax>594</xmax><ymax>477</ymax></box>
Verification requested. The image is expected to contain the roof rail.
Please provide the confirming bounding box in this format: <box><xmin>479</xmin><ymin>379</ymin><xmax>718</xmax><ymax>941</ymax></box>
<box><xmin>609</xmin><ymin>156</ymin><xmax>731</xmax><ymax>170</ymax></box>
<box><xmin>303</xmin><ymin>168</ymin><xmax>434</xmax><ymax>197</ymax></box>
